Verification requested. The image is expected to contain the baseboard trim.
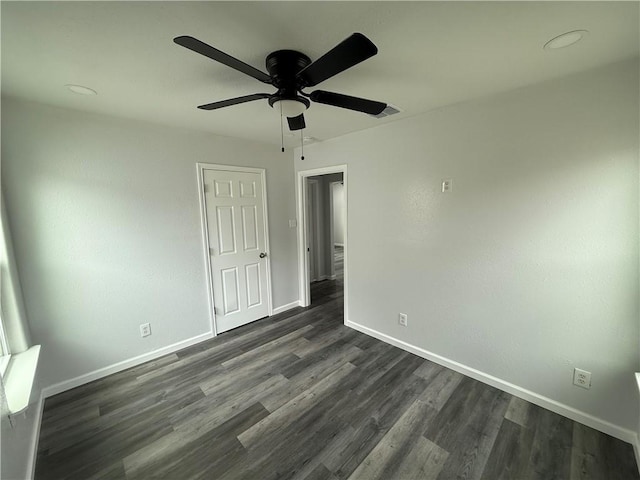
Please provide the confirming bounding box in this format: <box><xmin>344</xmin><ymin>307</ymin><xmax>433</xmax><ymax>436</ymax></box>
<box><xmin>272</xmin><ymin>301</ymin><xmax>300</xmax><ymax>315</ymax></box>
<box><xmin>26</xmin><ymin>390</ymin><xmax>44</xmax><ymax>480</ymax></box>
<box><xmin>635</xmin><ymin>374</ymin><xmax>640</xmax><ymax>473</ymax></box>
<box><xmin>310</xmin><ymin>276</ymin><xmax>331</xmax><ymax>283</ymax></box>
<box><xmin>346</xmin><ymin>320</ymin><xmax>636</xmax><ymax>445</ymax></box>
<box><xmin>41</xmin><ymin>332</ymin><xmax>214</xmax><ymax>398</ymax></box>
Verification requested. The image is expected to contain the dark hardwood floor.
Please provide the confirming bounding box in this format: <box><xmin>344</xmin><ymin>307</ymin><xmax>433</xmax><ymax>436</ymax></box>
<box><xmin>35</xmin><ymin>279</ymin><xmax>638</xmax><ymax>480</ymax></box>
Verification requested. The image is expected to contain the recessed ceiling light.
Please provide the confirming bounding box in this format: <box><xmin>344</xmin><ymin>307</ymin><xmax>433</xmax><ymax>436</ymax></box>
<box><xmin>65</xmin><ymin>84</ymin><xmax>97</xmax><ymax>95</ymax></box>
<box><xmin>543</xmin><ymin>30</ymin><xmax>589</xmax><ymax>50</ymax></box>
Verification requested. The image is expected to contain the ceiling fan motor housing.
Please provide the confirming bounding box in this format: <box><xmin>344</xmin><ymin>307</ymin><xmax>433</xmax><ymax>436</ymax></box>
<box><xmin>266</xmin><ymin>50</ymin><xmax>312</xmax><ymax>109</ymax></box>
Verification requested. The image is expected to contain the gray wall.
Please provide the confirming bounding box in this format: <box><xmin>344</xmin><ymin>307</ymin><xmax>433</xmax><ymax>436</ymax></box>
<box><xmin>1</xmin><ymin>97</ymin><xmax>299</xmax><ymax>391</ymax></box>
<box><xmin>295</xmin><ymin>59</ymin><xmax>640</xmax><ymax>432</ymax></box>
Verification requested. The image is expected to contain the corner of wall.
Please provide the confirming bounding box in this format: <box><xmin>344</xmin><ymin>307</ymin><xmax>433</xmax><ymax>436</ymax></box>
<box><xmin>41</xmin><ymin>332</ymin><xmax>213</xmax><ymax>398</ymax></box>
<box><xmin>346</xmin><ymin>319</ymin><xmax>638</xmax><ymax>445</ymax></box>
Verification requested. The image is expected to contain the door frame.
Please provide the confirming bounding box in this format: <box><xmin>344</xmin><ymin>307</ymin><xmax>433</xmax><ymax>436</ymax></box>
<box><xmin>296</xmin><ymin>165</ymin><xmax>348</xmax><ymax>319</ymax></box>
<box><xmin>196</xmin><ymin>163</ymin><xmax>273</xmax><ymax>336</ymax></box>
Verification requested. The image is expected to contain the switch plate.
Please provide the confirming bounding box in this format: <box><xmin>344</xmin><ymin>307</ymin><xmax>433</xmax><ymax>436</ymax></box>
<box><xmin>398</xmin><ymin>313</ymin><xmax>408</xmax><ymax>327</ymax></box>
<box><xmin>289</xmin><ymin>219</ymin><xmax>297</xmax><ymax>228</ymax></box>
<box><xmin>442</xmin><ymin>179</ymin><xmax>452</xmax><ymax>193</ymax></box>
<box><xmin>573</xmin><ymin>368</ymin><xmax>591</xmax><ymax>389</ymax></box>
<box><xmin>140</xmin><ymin>323</ymin><xmax>151</xmax><ymax>338</ymax></box>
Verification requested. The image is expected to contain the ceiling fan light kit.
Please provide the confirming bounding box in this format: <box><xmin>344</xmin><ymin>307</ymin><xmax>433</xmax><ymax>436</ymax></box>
<box><xmin>271</xmin><ymin>98</ymin><xmax>308</xmax><ymax>118</ymax></box>
<box><xmin>174</xmin><ymin>33</ymin><xmax>387</xmax><ymax>158</ymax></box>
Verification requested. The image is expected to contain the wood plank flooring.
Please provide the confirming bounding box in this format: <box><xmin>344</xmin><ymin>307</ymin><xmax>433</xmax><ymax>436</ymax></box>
<box><xmin>35</xmin><ymin>279</ymin><xmax>639</xmax><ymax>480</ymax></box>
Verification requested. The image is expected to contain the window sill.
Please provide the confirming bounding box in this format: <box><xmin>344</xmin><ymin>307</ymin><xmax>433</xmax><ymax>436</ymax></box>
<box><xmin>4</xmin><ymin>345</ymin><xmax>40</xmax><ymax>415</ymax></box>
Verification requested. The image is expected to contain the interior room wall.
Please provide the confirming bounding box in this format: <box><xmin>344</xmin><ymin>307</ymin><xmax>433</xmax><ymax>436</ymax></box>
<box><xmin>332</xmin><ymin>182</ymin><xmax>345</xmax><ymax>247</ymax></box>
<box><xmin>295</xmin><ymin>59</ymin><xmax>640</xmax><ymax>434</ymax></box>
<box><xmin>1</xmin><ymin>97</ymin><xmax>299</xmax><ymax>391</ymax></box>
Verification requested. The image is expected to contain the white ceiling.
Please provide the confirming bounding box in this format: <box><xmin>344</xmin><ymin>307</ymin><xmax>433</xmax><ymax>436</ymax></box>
<box><xmin>2</xmin><ymin>1</ymin><xmax>638</xmax><ymax>147</ymax></box>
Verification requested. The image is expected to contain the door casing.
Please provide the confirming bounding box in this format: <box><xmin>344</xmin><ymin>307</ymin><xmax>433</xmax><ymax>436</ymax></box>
<box><xmin>197</xmin><ymin>163</ymin><xmax>273</xmax><ymax>336</ymax></box>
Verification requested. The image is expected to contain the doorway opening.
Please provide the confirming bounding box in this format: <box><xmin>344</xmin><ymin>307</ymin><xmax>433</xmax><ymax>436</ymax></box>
<box><xmin>296</xmin><ymin>166</ymin><xmax>347</xmax><ymax>320</ymax></box>
<box><xmin>306</xmin><ymin>173</ymin><xmax>344</xmax><ymax>305</ymax></box>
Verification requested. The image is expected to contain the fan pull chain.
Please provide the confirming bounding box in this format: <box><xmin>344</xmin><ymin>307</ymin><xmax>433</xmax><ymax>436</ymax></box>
<box><xmin>280</xmin><ymin>103</ymin><xmax>285</xmax><ymax>153</ymax></box>
<box><xmin>300</xmin><ymin>129</ymin><xmax>305</xmax><ymax>161</ymax></box>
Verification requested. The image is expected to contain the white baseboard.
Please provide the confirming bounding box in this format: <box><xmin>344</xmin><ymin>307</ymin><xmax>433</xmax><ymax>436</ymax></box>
<box><xmin>41</xmin><ymin>332</ymin><xmax>213</xmax><ymax>398</ymax></box>
<box><xmin>312</xmin><ymin>275</ymin><xmax>331</xmax><ymax>282</ymax></box>
<box><xmin>272</xmin><ymin>301</ymin><xmax>300</xmax><ymax>315</ymax></box>
<box><xmin>345</xmin><ymin>320</ymin><xmax>637</xmax><ymax>445</ymax></box>
<box><xmin>27</xmin><ymin>391</ymin><xmax>44</xmax><ymax>480</ymax></box>
<box><xmin>635</xmin><ymin>374</ymin><xmax>640</xmax><ymax>473</ymax></box>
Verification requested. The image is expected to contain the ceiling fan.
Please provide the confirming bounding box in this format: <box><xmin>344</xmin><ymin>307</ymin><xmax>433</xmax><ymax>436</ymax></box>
<box><xmin>173</xmin><ymin>33</ymin><xmax>387</xmax><ymax>132</ymax></box>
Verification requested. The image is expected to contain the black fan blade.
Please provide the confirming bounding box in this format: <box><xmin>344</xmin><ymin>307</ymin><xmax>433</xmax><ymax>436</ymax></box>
<box><xmin>174</xmin><ymin>36</ymin><xmax>272</xmax><ymax>84</ymax></box>
<box><xmin>287</xmin><ymin>114</ymin><xmax>306</xmax><ymax>131</ymax></box>
<box><xmin>310</xmin><ymin>90</ymin><xmax>386</xmax><ymax>115</ymax></box>
<box><xmin>198</xmin><ymin>93</ymin><xmax>271</xmax><ymax>111</ymax></box>
<box><xmin>297</xmin><ymin>33</ymin><xmax>378</xmax><ymax>87</ymax></box>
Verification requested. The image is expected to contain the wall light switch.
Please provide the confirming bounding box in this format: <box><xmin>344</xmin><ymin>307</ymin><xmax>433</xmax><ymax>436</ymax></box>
<box><xmin>441</xmin><ymin>179</ymin><xmax>452</xmax><ymax>193</ymax></box>
<box><xmin>289</xmin><ymin>219</ymin><xmax>297</xmax><ymax>228</ymax></box>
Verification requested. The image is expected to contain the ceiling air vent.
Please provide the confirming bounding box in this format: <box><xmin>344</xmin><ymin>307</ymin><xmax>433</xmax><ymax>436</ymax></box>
<box><xmin>369</xmin><ymin>104</ymin><xmax>401</xmax><ymax>119</ymax></box>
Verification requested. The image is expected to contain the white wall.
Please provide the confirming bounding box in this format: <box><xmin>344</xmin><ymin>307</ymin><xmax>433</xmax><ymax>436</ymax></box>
<box><xmin>295</xmin><ymin>59</ymin><xmax>639</xmax><ymax>433</ymax></box>
<box><xmin>332</xmin><ymin>182</ymin><xmax>345</xmax><ymax>246</ymax></box>
<box><xmin>1</xmin><ymin>97</ymin><xmax>298</xmax><ymax>391</ymax></box>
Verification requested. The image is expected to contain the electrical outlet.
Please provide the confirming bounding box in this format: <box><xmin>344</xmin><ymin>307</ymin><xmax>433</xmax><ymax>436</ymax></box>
<box><xmin>573</xmin><ymin>368</ymin><xmax>591</xmax><ymax>389</ymax></box>
<box><xmin>140</xmin><ymin>323</ymin><xmax>151</xmax><ymax>338</ymax></box>
<box><xmin>398</xmin><ymin>313</ymin><xmax>408</xmax><ymax>327</ymax></box>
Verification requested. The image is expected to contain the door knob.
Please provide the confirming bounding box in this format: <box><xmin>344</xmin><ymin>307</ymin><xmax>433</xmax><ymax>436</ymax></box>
<box><xmin>259</xmin><ymin>252</ymin><xmax>267</xmax><ymax>258</ymax></box>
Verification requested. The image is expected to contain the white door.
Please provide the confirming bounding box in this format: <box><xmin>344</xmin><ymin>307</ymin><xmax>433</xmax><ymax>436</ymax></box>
<box><xmin>203</xmin><ymin>168</ymin><xmax>270</xmax><ymax>333</ymax></box>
